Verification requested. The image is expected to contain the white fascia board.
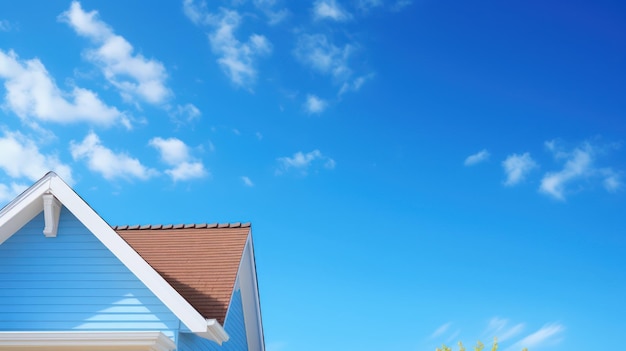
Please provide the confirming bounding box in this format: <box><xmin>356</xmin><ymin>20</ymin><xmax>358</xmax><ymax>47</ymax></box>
<box><xmin>235</xmin><ymin>231</ymin><xmax>266</xmax><ymax>351</ymax></box>
<box><xmin>0</xmin><ymin>331</ymin><xmax>176</xmax><ymax>351</ymax></box>
<box><xmin>0</xmin><ymin>173</ymin><xmax>229</xmax><ymax>345</ymax></box>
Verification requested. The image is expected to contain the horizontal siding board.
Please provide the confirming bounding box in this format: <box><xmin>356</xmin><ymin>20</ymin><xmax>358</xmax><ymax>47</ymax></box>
<box><xmin>0</xmin><ymin>257</ymin><xmax>127</xmax><ymax>274</ymax></box>
<box><xmin>0</xmin><ymin>209</ymin><xmax>180</xmax><ymax>344</ymax></box>
<box><xmin>1</xmin><ymin>279</ymin><xmax>147</xmax><ymax>289</ymax></box>
<box><xmin>0</xmin><ymin>304</ymin><xmax>172</xmax><ymax>313</ymax></box>
<box><xmin>0</xmin><ymin>312</ymin><xmax>178</xmax><ymax>322</ymax></box>
<box><xmin>4</xmin><ymin>296</ymin><xmax>165</xmax><ymax>306</ymax></box>
<box><xmin>0</xmin><ymin>288</ymin><xmax>160</xmax><ymax>297</ymax></box>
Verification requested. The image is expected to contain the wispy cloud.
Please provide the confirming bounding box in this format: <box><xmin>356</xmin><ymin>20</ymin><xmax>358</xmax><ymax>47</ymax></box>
<box><xmin>339</xmin><ymin>73</ymin><xmax>375</xmax><ymax>96</ymax></box>
<box><xmin>71</xmin><ymin>132</ymin><xmax>157</xmax><ymax>181</ymax></box>
<box><xmin>276</xmin><ymin>149</ymin><xmax>335</xmax><ymax>175</ymax></box>
<box><xmin>464</xmin><ymin>149</ymin><xmax>490</xmax><ymax>166</ymax></box>
<box><xmin>431</xmin><ymin>322</ymin><xmax>452</xmax><ymax>338</ymax></box>
<box><xmin>183</xmin><ymin>1</ymin><xmax>272</xmax><ymax>88</ymax></box>
<box><xmin>253</xmin><ymin>0</ymin><xmax>289</xmax><ymax>25</ymax></box>
<box><xmin>294</xmin><ymin>33</ymin><xmax>353</xmax><ymax>82</ymax></box>
<box><xmin>483</xmin><ymin>317</ymin><xmax>524</xmax><ymax>342</ymax></box>
<box><xmin>0</xmin><ymin>130</ymin><xmax>74</xmax><ymax>184</ymax></box>
<box><xmin>305</xmin><ymin>94</ymin><xmax>327</xmax><ymax>114</ymax></box>
<box><xmin>0</xmin><ymin>49</ymin><xmax>128</xmax><ymax>128</ymax></box>
<box><xmin>604</xmin><ymin>173</ymin><xmax>622</xmax><ymax>192</ymax></box>
<box><xmin>149</xmin><ymin>137</ymin><xmax>208</xmax><ymax>182</ymax></box>
<box><xmin>241</xmin><ymin>176</ymin><xmax>254</xmax><ymax>187</ymax></box>
<box><xmin>60</xmin><ymin>1</ymin><xmax>171</xmax><ymax>105</ymax></box>
<box><xmin>505</xmin><ymin>323</ymin><xmax>565</xmax><ymax>351</ymax></box>
<box><xmin>313</xmin><ymin>0</ymin><xmax>352</xmax><ymax>22</ymax></box>
<box><xmin>169</xmin><ymin>103</ymin><xmax>202</xmax><ymax>126</ymax></box>
<box><xmin>502</xmin><ymin>152</ymin><xmax>537</xmax><ymax>186</ymax></box>
<box><xmin>294</xmin><ymin>33</ymin><xmax>372</xmax><ymax>95</ymax></box>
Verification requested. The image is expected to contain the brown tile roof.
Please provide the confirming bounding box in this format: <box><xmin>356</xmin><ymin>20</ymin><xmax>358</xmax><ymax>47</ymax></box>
<box><xmin>113</xmin><ymin>223</ymin><xmax>251</xmax><ymax>325</ymax></box>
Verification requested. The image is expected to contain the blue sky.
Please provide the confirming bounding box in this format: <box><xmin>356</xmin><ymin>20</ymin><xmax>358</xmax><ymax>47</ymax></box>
<box><xmin>1</xmin><ymin>0</ymin><xmax>625</xmax><ymax>350</ymax></box>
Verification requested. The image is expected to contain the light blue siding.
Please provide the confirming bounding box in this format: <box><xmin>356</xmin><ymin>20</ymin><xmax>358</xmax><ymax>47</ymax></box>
<box><xmin>0</xmin><ymin>208</ymin><xmax>181</xmax><ymax>342</ymax></box>
<box><xmin>178</xmin><ymin>289</ymin><xmax>249</xmax><ymax>351</ymax></box>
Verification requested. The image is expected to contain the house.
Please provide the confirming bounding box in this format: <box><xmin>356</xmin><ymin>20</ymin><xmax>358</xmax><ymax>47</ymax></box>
<box><xmin>0</xmin><ymin>172</ymin><xmax>264</xmax><ymax>351</ymax></box>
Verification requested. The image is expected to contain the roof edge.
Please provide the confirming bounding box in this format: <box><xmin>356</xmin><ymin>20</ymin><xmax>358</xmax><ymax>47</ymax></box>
<box><xmin>113</xmin><ymin>222</ymin><xmax>251</xmax><ymax>230</ymax></box>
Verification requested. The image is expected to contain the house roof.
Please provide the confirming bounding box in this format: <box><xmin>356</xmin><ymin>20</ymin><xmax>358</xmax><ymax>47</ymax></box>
<box><xmin>114</xmin><ymin>224</ymin><xmax>251</xmax><ymax>325</ymax></box>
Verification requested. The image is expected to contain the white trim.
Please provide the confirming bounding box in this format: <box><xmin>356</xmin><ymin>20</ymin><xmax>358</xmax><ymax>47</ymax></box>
<box><xmin>0</xmin><ymin>331</ymin><xmax>175</xmax><ymax>350</ymax></box>
<box><xmin>0</xmin><ymin>172</ymin><xmax>228</xmax><ymax>344</ymax></box>
<box><xmin>237</xmin><ymin>232</ymin><xmax>266</xmax><ymax>351</ymax></box>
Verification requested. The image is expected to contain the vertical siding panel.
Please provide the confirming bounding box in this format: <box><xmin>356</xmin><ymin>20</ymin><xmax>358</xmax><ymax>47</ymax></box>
<box><xmin>0</xmin><ymin>208</ymin><xmax>181</xmax><ymax>343</ymax></box>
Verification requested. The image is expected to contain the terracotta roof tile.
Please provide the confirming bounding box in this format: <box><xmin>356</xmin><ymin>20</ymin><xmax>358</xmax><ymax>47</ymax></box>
<box><xmin>114</xmin><ymin>224</ymin><xmax>251</xmax><ymax>325</ymax></box>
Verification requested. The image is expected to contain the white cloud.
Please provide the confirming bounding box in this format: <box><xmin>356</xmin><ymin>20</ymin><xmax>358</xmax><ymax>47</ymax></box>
<box><xmin>169</xmin><ymin>103</ymin><xmax>201</xmax><ymax>126</ymax></box>
<box><xmin>0</xmin><ymin>49</ymin><xmax>128</xmax><ymax>127</ymax></box>
<box><xmin>209</xmin><ymin>10</ymin><xmax>272</xmax><ymax>87</ymax></box>
<box><xmin>313</xmin><ymin>0</ymin><xmax>352</xmax><ymax>21</ymax></box>
<box><xmin>464</xmin><ymin>149</ymin><xmax>490</xmax><ymax>166</ymax></box>
<box><xmin>430</xmin><ymin>322</ymin><xmax>451</xmax><ymax>338</ymax></box>
<box><xmin>483</xmin><ymin>317</ymin><xmax>524</xmax><ymax>342</ymax></box>
<box><xmin>0</xmin><ymin>130</ymin><xmax>74</xmax><ymax>184</ymax></box>
<box><xmin>294</xmin><ymin>33</ymin><xmax>353</xmax><ymax>82</ymax></box>
<box><xmin>149</xmin><ymin>137</ymin><xmax>190</xmax><ymax>165</ymax></box>
<box><xmin>540</xmin><ymin>147</ymin><xmax>591</xmax><ymax>200</ymax></box>
<box><xmin>539</xmin><ymin>142</ymin><xmax>623</xmax><ymax>200</ymax></box>
<box><xmin>276</xmin><ymin>149</ymin><xmax>335</xmax><ymax>175</ymax></box>
<box><xmin>241</xmin><ymin>176</ymin><xmax>254</xmax><ymax>187</ymax></box>
<box><xmin>165</xmin><ymin>161</ymin><xmax>207</xmax><ymax>182</ymax></box>
<box><xmin>339</xmin><ymin>73</ymin><xmax>374</xmax><ymax>95</ymax></box>
<box><xmin>305</xmin><ymin>94</ymin><xmax>327</xmax><ymax>114</ymax></box>
<box><xmin>71</xmin><ymin>132</ymin><xmax>157</xmax><ymax>181</ymax></box>
<box><xmin>183</xmin><ymin>2</ymin><xmax>272</xmax><ymax>88</ymax></box>
<box><xmin>603</xmin><ymin>172</ymin><xmax>622</xmax><ymax>192</ymax></box>
<box><xmin>60</xmin><ymin>1</ymin><xmax>171</xmax><ymax>105</ymax></box>
<box><xmin>149</xmin><ymin>137</ymin><xmax>208</xmax><ymax>182</ymax></box>
<box><xmin>505</xmin><ymin>323</ymin><xmax>564</xmax><ymax>351</ymax></box>
<box><xmin>182</xmin><ymin>0</ymin><xmax>208</xmax><ymax>25</ymax></box>
<box><xmin>502</xmin><ymin>152</ymin><xmax>537</xmax><ymax>186</ymax></box>
<box><xmin>0</xmin><ymin>182</ymin><xmax>28</xmax><ymax>203</ymax></box>
<box><xmin>252</xmin><ymin>0</ymin><xmax>289</xmax><ymax>25</ymax></box>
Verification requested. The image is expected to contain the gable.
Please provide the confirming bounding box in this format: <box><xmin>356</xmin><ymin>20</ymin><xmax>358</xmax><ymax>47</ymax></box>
<box><xmin>0</xmin><ymin>208</ymin><xmax>179</xmax><ymax>341</ymax></box>
<box><xmin>0</xmin><ymin>172</ymin><xmax>228</xmax><ymax>344</ymax></box>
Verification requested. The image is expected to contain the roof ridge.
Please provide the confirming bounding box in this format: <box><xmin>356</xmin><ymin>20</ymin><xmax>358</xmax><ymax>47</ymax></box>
<box><xmin>112</xmin><ymin>222</ymin><xmax>251</xmax><ymax>230</ymax></box>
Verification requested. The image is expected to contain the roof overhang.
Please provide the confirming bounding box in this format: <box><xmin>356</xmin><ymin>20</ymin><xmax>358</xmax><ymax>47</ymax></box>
<box><xmin>0</xmin><ymin>331</ymin><xmax>176</xmax><ymax>351</ymax></box>
<box><xmin>0</xmin><ymin>172</ymin><xmax>229</xmax><ymax>344</ymax></box>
